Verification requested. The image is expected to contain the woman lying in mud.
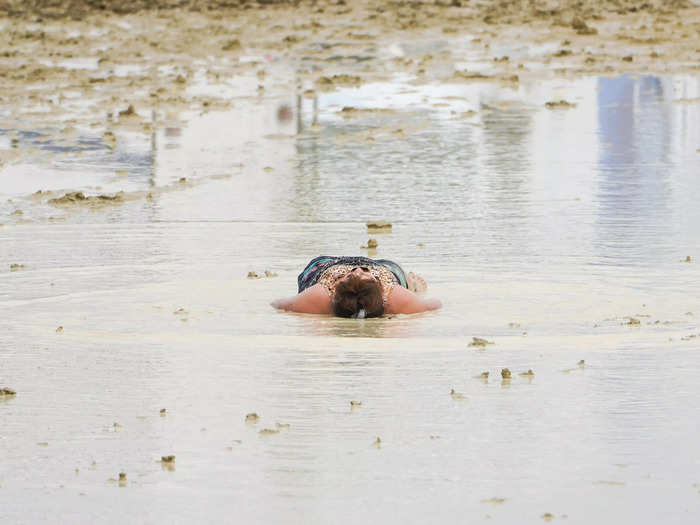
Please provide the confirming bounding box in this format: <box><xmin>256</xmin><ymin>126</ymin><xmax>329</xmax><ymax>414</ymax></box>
<box><xmin>272</xmin><ymin>256</ymin><xmax>442</xmax><ymax>317</ymax></box>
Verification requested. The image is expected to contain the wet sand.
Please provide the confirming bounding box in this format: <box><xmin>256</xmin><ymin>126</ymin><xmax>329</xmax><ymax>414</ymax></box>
<box><xmin>2</xmin><ymin>1</ymin><xmax>700</xmax><ymax>524</ymax></box>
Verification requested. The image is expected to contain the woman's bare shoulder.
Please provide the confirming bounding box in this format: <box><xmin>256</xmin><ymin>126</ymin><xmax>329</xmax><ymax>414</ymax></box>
<box><xmin>385</xmin><ymin>286</ymin><xmax>442</xmax><ymax>315</ymax></box>
<box><xmin>271</xmin><ymin>283</ymin><xmax>332</xmax><ymax>314</ymax></box>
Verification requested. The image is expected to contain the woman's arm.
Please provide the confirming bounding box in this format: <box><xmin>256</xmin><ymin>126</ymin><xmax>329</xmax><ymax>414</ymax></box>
<box><xmin>385</xmin><ymin>286</ymin><xmax>442</xmax><ymax>315</ymax></box>
<box><xmin>271</xmin><ymin>283</ymin><xmax>333</xmax><ymax>314</ymax></box>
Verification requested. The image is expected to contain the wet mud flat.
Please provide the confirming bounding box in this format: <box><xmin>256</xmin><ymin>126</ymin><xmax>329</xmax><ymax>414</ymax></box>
<box><xmin>2</xmin><ymin>1</ymin><xmax>700</xmax><ymax>524</ymax></box>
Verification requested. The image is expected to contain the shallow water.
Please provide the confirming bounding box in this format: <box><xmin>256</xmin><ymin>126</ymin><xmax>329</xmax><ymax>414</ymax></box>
<box><xmin>2</xmin><ymin>69</ymin><xmax>700</xmax><ymax>524</ymax></box>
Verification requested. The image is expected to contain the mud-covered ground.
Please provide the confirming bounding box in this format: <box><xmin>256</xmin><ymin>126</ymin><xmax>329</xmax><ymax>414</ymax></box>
<box><xmin>2</xmin><ymin>1</ymin><xmax>700</xmax><ymax>524</ymax></box>
<box><xmin>2</xmin><ymin>0</ymin><xmax>699</xmax><ymax>174</ymax></box>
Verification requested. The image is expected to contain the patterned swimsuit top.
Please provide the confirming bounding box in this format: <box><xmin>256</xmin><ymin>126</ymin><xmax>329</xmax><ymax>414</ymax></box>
<box><xmin>317</xmin><ymin>264</ymin><xmax>398</xmax><ymax>305</ymax></box>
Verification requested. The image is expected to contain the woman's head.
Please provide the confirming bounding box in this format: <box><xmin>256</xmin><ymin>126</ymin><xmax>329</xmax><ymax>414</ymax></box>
<box><xmin>332</xmin><ymin>267</ymin><xmax>384</xmax><ymax>318</ymax></box>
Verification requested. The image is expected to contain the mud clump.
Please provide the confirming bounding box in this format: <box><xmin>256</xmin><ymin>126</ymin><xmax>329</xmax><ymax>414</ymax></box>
<box><xmin>361</xmin><ymin>238</ymin><xmax>378</xmax><ymax>249</ymax></box>
<box><xmin>0</xmin><ymin>388</ymin><xmax>16</xmax><ymax>396</ymax></box>
<box><xmin>350</xmin><ymin>400</ymin><xmax>362</xmax><ymax>407</ymax></box>
<box><xmin>248</xmin><ymin>270</ymin><xmax>277</xmax><ymax>278</ymax></box>
<box><xmin>259</xmin><ymin>428</ymin><xmax>279</xmax><ymax>435</ymax></box>
<box><xmin>625</xmin><ymin>317</ymin><xmax>641</xmax><ymax>325</ymax></box>
<box><xmin>501</xmin><ymin>368</ymin><xmax>512</xmax><ymax>379</ymax></box>
<box><xmin>221</xmin><ymin>39</ymin><xmax>241</xmax><ymax>51</ymax></box>
<box><xmin>572</xmin><ymin>17</ymin><xmax>597</xmax><ymax>35</ymax></box>
<box><xmin>159</xmin><ymin>408</ymin><xmax>166</xmax><ymax>416</ymax></box>
<box><xmin>545</xmin><ymin>100</ymin><xmax>577</xmax><ymax>109</ymax></box>
<box><xmin>451</xmin><ymin>70</ymin><xmax>490</xmax><ymax>82</ymax></box>
<box><xmin>317</xmin><ymin>74</ymin><xmax>361</xmax><ymax>90</ymax></box>
<box><xmin>49</xmin><ymin>192</ymin><xmax>124</xmax><ymax>205</ymax></box>
<box><xmin>366</xmin><ymin>221</ymin><xmax>392</xmax><ymax>232</ymax></box>
<box><xmin>450</xmin><ymin>388</ymin><xmax>466</xmax><ymax>400</ymax></box>
<box><xmin>161</xmin><ymin>455</ymin><xmax>175</xmax><ymax>463</ymax></box>
<box><xmin>469</xmin><ymin>337</ymin><xmax>494</xmax><ymax>347</ymax></box>
<box><xmin>10</xmin><ymin>264</ymin><xmax>25</xmax><ymax>271</ymax></box>
<box><xmin>519</xmin><ymin>369</ymin><xmax>535</xmax><ymax>377</ymax></box>
<box><xmin>119</xmin><ymin>104</ymin><xmax>136</xmax><ymax>117</ymax></box>
<box><xmin>50</xmin><ymin>192</ymin><xmax>86</xmax><ymax>203</ymax></box>
<box><xmin>245</xmin><ymin>412</ymin><xmax>259</xmax><ymax>423</ymax></box>
<box><xmin>475</xmin><ymin>371</ymin><xmax>489</xmax><ymax>380</ymax></box>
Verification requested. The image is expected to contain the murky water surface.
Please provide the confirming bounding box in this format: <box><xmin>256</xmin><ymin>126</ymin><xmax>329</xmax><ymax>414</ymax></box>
<box><xmin>2</xmin><ymin>67</ymin><xmax>700</xmax><ymax>524</ymax></box>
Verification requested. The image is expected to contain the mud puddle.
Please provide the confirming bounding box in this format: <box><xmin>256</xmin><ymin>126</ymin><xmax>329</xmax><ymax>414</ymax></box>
<box><xmin>2</xmin><ymin>13</ymin><xmax>700</xmax><ymax>524</ymax></box>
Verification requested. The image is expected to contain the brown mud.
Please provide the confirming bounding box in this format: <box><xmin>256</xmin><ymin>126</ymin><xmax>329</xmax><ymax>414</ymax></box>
<box><xmin>2</xmin><ymin>0</ymin><xmax>699</xmax><ymax>169</ymax></box>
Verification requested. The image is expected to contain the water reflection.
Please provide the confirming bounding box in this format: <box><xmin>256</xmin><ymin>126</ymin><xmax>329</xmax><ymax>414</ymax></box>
<box><xmin>596</xmin><ymin>75</ymin><xmax>674</xmax><ymax>265</ymax></box>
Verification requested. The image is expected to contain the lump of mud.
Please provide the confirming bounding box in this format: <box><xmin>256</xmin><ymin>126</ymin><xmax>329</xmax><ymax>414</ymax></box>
<box><xmin>450</xmin><ymin>388</ymin><xmax>465</xmax><ymax>400</ymax></box>
<box><xmin>10</xmin><ymin>264</ymin><xmax>25</xmax><ymax>271</ymax></box>
<box><xmin>0</xmin><ymin>388</ymin><xmax>16</xmax><ymax>396</ymax></box>
<box><xmin>572</xmin><ymin>17</ymin><xmax>597</xmax><ymax>35</ymax></box>
<box><xmin>519</xmin><ymin>369</ymin><xmax>535</xmax><ymax>377</ymax></box>
<box><xmin>222</xmin><ymin>39</ymin><xmax>241</xmax><ymax>51</ymax></box>
<box><xmin>264</xmin><ymin>270</ymin><xmax>278</xmax><ymax>277</ymax></box>
<box><xmin>468</xmin><ymin>337</ymin><xmax>494</xmax><ymax>347</ymax></box>
<box><xmin>317</xmin><ymin>74</ymin><xmax>361</xmax><ymax>90</ymax></box>
<box><xmin>161</xmin><ymin>455</ymin><xmax>175</xmax><ymax>463</ymax></box>
<box><xmin>501</xmin><ymin>368</ymin><xmax>512</xmax><ymax>379</ymax></box>
<box><xmin>350</xmin><ymin>400</ymin><xmax>362</xmax><ymax>407</ymax></box>
<box><xmin>245</xmin><ymin>412</ymin><xmax>259</xmax><ymax>423</ymax></box>
<box><xmin>361</xmin><ymin>238</ymin><xmax>378</xmax><ymax>249</ymax></box>
<box><xmin>451</xmin><ymin>70</ymin><xmax>490</xmax><ymax>82</ymax></box>
<box><xmin>49</xmin><ymin>191</ymin><xmax>124</xmax><ymax>205</ymax></box>
<box><xmin>49</xmin><ymin>191</ymin><xmax>85</xmax><ymax>204</ymax></box>
<box><xmin>366</xmin><ymin>221</ymin><xmax>392</xmax><ymax>231</ymax></box>
<box><xmin>259</xmin><ymin>428</ymin><xmax>279</xmax><ymax>435</ymax></box>
<box><xmin>545</xmin><ymin>100</ymin><xmax>577</xmax><ymax>109</ymax></box>
<box><xmin>119</xmin><ymin>104</ymin><xmax>136</xmax><ymax>117</ymax></box>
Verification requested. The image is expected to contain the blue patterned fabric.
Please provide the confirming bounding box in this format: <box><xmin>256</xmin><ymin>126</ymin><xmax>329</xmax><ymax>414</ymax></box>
<box><xmin>297</xmin><ymin>256</ymin><xmax>408</xmax><ymax>293</ymax></box>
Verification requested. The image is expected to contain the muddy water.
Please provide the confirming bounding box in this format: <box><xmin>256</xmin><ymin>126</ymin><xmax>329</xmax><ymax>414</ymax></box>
<box><xmin>2</xmin><ymin>70</ymin><xmax>700</xmax><ymax>524</ymax></box>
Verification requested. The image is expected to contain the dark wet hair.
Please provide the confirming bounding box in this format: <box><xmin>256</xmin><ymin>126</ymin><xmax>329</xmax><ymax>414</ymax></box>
<box><xmin>332</xmin><ymin>272</ymin><xmax>384</xmax><ymax>318</ymax></box>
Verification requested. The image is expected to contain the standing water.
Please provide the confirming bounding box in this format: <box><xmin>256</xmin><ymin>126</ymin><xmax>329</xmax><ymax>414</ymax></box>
<box><xmin>1</xmin><ymin>30</ymin><xmax>700</xmax><ymax>525</ymax></box>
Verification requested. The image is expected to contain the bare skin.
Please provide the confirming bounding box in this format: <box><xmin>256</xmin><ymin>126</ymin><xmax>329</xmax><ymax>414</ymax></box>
<box><xmin>271</xmin><ymin>267</ymin><xmax>441</xmax><ymax>315</ymax></box>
